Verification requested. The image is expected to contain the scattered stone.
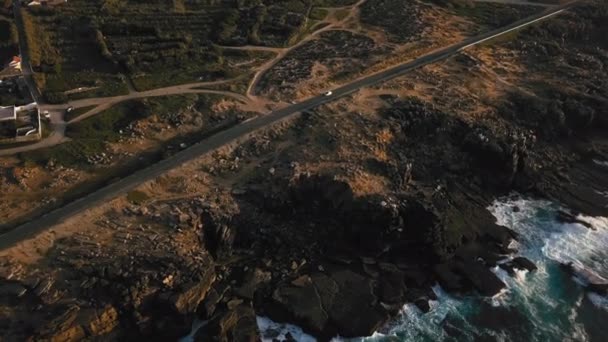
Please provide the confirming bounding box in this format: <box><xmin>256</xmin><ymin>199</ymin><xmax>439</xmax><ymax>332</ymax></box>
<box><xmin>85</xmin><ymin>306</ymin><xmax>119</xmax><ymax>336</ymax></box>
<box><xmin>227</xmin><ymin>298</ymin><xmax>244</xmax><ymax>310</ymax></box>
<box><xmin>165</xmin><ymin>267</ymin><xmax>216</xmax><ymax>314</ymax></box>
<box><xmin>194</xmin><ymin>306</ymin><xmax>258</xmax><ymax>341</ymax></box>
<box><xmin>0</xmin><ymin>282</ymin><xmax>27</xmax><ymax>297</ymax></box>
<box><xmin>556</xmin><ymin>210</ymin><xmax>593</xmax><ymax>229</ymax></box>
<box><xmin>291</xmin><ymin>275</ymin><xmax>312</xmax><ymax>287</ymax></box>
<box><xmin>414</xmin><ymin>298</ymin><xmax>430</xmax><ymax>313</ymax></box>
<box><xmin>235</xmin><ymin>268</ymin><xmax>272</xmax><ymax>300</ymax></box>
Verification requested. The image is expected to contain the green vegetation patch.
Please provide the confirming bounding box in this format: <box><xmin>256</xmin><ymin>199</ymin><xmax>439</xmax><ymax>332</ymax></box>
<box><xmin>20</xmin><ymin>100</ymin><xmax>150</xmax><ymax>166</ymax></box>
<box><xmin>66</xmin><ymin>100</ymin><xmax>148</xmax><ymax>142</ymax></box>
<box><xmin>313</xmin><ymin>0</ymin><xmax>358</xmax><ymax>6</ymax></box>
<box><xmin>127</xmin><ymin>190</ymin><xmax>150</xmax><ymax>205</ymax></box>
<box><xmin>428</xmin><ymin>1</ymin><xmax>540</xmax><ymax>31</ymax></box>
<box><xmin>310</xmin><ymin>7</ymin><xmax>329</xmax><ymax>20</ymax></box>
<box><xmin>22</xmin><ymin>0</ymin><xmax>325</xmax><ymax>97</ymax></box>
<box><xmin>360</xmin><ymin>0</ymin><xmax>423</xmax><ymax>43</ymax></box>
<box><xmin>0</xmin><ymin>10</ymin><xmax>18</xmax><ymax>65</ymax></box>
<box><xmin>19</xmin><ymin>94</ymin><xmax>215</xmax><ymax>167</ymax></box>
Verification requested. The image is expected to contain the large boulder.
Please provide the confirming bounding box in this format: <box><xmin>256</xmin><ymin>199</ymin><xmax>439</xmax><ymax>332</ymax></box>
<box><xmin>511</xmin><ymin>257</ymin><xmax>537</xmax><ymax>272</ymax></box>
<box><xmin>83</xmin><ymin>306</ymin><xmax>119</xmax><ymax>337</ymax></box>
<box><xmin>235</xmin><ymin>268</ymin><xmax>272</xmax><ymax>300</ymax></box>
<box><xmin>462</xmin><ymin>127</ymin><xmax>532</xmax><ymax>188</ymax></box>
<box><xmin>264</xmin><ymin>270</ymin><xmax>389</xmax><ymax>339</ymax></box>
<box><xmin>455</xmin><ymin>261</ymin><xmax>506</xmax><ymax>297</ymax></box>
<box><xmin>35</xmin><ymin>305</ymin><xmax>85</xmax><ymax>342</ymax></box>
<box><xmin>561</xmin><ymin>262</ymin><xmax>608</xmax><ymax>295</ymax></box>
<box><xmin>377</xmin><ymin>263</ymin><xmax>406</xmax><ymax>304</ymax></box>
<box><xmin>434</xmin><ymin>263</ymin><xmax>464</xmax><ymax>292</ymax></box>
<box><xmin>195</xmin><ymin>305</ymin><xmax>258</xmax><ymax>342</ymax></box>
<box><xmin>269</xmin><ymin>276</ymin><xmax>329</xmax><ymax>334</ymax></box>
<box><xmin>166</xmin><ymin>266</ymin><xmax>216</xmax><ymax>315</ymax></box>
<box><xmin>289</xmin><ymin>174</ymin><xmax>355</xmax><ymax>215</ymax></box>
<box><xmin>201</xmin><ymin>211</ymin><xmax>237</xmax><ymax>260</ymax></box>
<box><xmin>327</xmin><ymin>270</ymin><xmax>388</xmax><ymax>337</ymax></box>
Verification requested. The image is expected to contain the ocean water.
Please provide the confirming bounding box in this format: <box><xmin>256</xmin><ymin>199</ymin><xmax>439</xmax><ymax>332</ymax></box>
<box><xmin>257</xmin><ymin>197</ymin><xmax>608</xmax><ymax>341</ymax></box>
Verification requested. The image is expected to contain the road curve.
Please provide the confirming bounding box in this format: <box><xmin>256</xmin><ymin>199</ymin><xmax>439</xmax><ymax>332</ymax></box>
<box><xmin>0</xmin><ymin>2</ymin><xmax>578</xmax><ymax>250</ymax></box>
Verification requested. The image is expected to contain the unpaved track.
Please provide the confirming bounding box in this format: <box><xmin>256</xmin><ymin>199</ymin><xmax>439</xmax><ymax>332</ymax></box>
<box><xmin>246</xmin><ymin>0</ymin><xmax>368</xmax><ymax>97</ymax></box>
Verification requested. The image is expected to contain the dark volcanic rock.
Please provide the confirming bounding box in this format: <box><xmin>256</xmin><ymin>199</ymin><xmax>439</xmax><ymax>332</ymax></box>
<box><xmin>235</xmin><ymin>268</ymin><xmax>272</xmax><ymax>300</ymax></box>
<box><xmin>265</xmin><ymin>270</ymin><xmax>388</xmax><ymax>339</ymax></box>
<box><xmin>511</xmin><ymin>257</ymin><xmax>537</xmax><ymax>272</ymax></box>
<box><xmin>83</xmin><ymin>306</ymin><xmax>119</xmax><ymax>337</ymax></box>
<box><xmin>290</xmin><ymin>174</ymin><xmax>355</xmax><ymax>214</ymax></box>
<box><xmin>36</xmin><ymin>305</ymin><xmax>85</xmax><ymax>342</ymax></box>
<box><xmin>434</xmin><ymin>263</ymin><xmax>464</xmax><ymax>292</ymax></box>
<box><xmin>269</xmin><ymin>276</ymin><xmax>328</xmax><ymax>334</ymax></box>
<box><xmin>327</xmin><ymin>270</ymin><xmax>388</xmax><ymax>338</ymax></box>
<box><xmin>165</xmin><ymin>267</ymin><xmax>216</xmax><ymax>315</ymax></box>
<box><xmin>195</xmin><ymin>305</ymin><xmax>258</xmax><ymax>342</ymax></box>
<box><xmin>556</xmin><ymin>210</ymin><xmax>593</xmax><ymax>229</ymax></box>
<box><xmin>378</xmin><ymin>264</ymin><xmax>406</xmax><ymax>304</ymax></box>
<box><xmin>414</xmin><ymin>298</ymin><xmax>430</xmax><ymax>313</ymax></box>
<box><xmin>456</xmin><ymin>261</ymin><xmax>506</xmax><ymax>297</ymax></box>
<box><xmin>499</xmin><ymin>262</ymin><xmax>516</xmax><ymax>277</ymax></box>
<box><xmin>560</xmin><ymin>262</ymin><xmax>608</xmax><ymax>295</ymax></box>
<box><xmin>0</xmin><ymin>281</ymin><xmax>27</xmax><ymax>298</ymax></box>
<box><xmin>197</xmin><ymin>284</ymin><xmax>228</xmax><ymax>319</ymax></box>
<box><xmin>201</xmin><ymin>211</ymin><xmax>237</xmax><ymax>260</ymax></box>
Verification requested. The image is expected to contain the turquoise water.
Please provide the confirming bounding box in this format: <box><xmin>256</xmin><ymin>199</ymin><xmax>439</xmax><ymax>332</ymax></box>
<box><xmin>257</xmin><ymin>197</ymin><xmax>608</xmax><ymax>341</ymax></box>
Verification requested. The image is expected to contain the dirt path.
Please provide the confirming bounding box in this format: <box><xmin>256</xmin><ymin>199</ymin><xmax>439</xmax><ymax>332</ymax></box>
<box><xmin>69</xmin><ymin>88</ymin><xmax>251</xmax><ymax>124</ymax></box>
<box><xmin>217</xmin><ymin>45</ymin><xmax>284</xmax><ymax>53</ymax></box>
<box><xmin>245</xmin><ymin>0</ymin><xmax>368</xmax><ymax>98</ymax></box>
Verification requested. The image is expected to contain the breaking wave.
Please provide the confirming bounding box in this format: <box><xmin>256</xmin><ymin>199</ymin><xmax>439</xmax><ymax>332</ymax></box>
<box><xmin>257</xmin><ymin>196</ymin><xmax>608</xmax><ymax>341</ymax></box>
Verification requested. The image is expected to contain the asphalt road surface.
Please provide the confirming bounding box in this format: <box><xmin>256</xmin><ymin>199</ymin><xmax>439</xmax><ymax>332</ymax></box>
<box><xmin>0</xmin><ymin>2</ymin><xmax>578</xmax><ymax>250</ymax></box>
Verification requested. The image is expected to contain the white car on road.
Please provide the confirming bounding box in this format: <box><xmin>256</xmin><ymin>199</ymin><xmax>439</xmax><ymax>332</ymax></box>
<box><xmin>324</xmin><ymin>91</ymin><xmax>333</xmax><ymax>96</ymax></box>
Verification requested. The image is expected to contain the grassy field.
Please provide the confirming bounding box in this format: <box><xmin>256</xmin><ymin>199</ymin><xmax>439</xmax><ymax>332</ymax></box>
<box><xmin>19</xmin><ymin>94</ymin><xmax>218</xmax><ymax>167</ymax></box>
<box><xmin>22</xmin><ymin>0</ymin><xmax>330</xmax><ymax>96</ymax></box>
<box><xmin>425</xmin><ymin>0</ymin><xmax>541</xmax><ymax>31</ymax></box>
<box><xmin>20</xmin><ymin>100</ymin><xmax>149</xmax><ymax>166</ymax></box>
<box><xmin>64</xmin><ymin>105</ymin><xmax>97</xmax><ymax>122</ymax></box>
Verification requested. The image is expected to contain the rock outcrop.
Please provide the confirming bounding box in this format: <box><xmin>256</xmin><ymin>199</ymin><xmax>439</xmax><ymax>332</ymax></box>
<box><xmin>264</xmin><ymin>269</ymin><xmax>388</xmax><ymax>339</ymax></box>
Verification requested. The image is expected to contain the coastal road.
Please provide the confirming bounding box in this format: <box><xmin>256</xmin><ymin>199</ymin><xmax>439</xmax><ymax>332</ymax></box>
<box><xmin>0</xmin><ymin>2</ymin><xmax>578</xmax><ymax>250</ymax></box>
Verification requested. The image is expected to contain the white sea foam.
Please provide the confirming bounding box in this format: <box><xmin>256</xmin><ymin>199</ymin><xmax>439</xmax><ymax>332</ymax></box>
<box><xmin>587</xmin><ymin>292</ymin><xmax>608</xmax><ymax>311</ymax></box>
<box><xmin>488</xmin><ymin>197</ymin><xmax>608</xmax><ymax>340</ymax></box>
<box><xmin>179</xmin><ymin>319</ymin><xmax>207</xmax><ymax>342</ymax></box>
<box><xmin>592</xmin><ymin>159</ymin><xmax>608</xmax><ymax>168</ymax></box>
<box><xmin>256</xmin><ymin>316</ymin><xmax>317</xmax><ymax>342</ymax></box>
<box><xmin>256</xmin><ymin>197</ymin><xmax>608</xmax><ymax>341</ymax></box>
